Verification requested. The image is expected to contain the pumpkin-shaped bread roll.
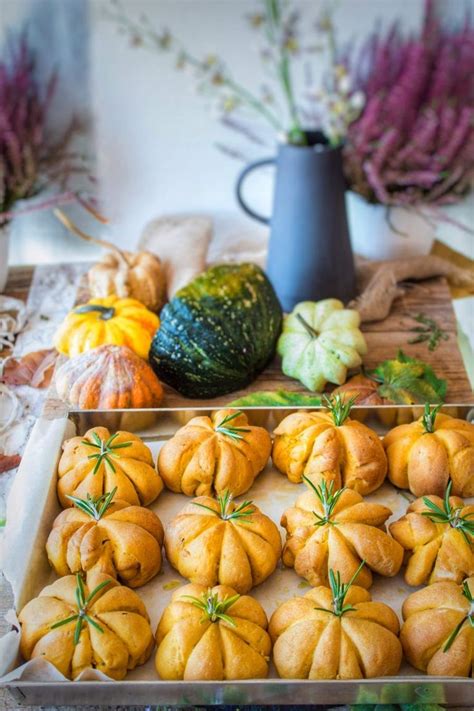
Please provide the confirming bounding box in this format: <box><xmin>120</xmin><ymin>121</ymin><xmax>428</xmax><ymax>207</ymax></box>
<box><xmin>281</xmin><ymin>480</ymin><xmax>403</xmax><ymax>588</ymax></box>
<box><xmin>272</xmin><ymin>398</ymin><xmax>387</xmax><ymax>495</ymax></box>
<box><xmin>383</xmin><ymin>405</ymin><xmax>474</xmax><ymax>498</ymax></box>
<box><xmin>57</xmin><ymin>427</ymin><xmax>163</xmax><ymax>508</ymax></box>
<box><xmin>157</xmin><ymin>409</ymin><xmax>271</xmax><ymax>497</ymax></box>
<box><xmin>19</xmin><ymin>572</ymin><xmax>154</xmax><ymax>680</ymax></box>
<box><xmin>269</xmin><ymin>573</ymin><xmax>402</xmax><ymax>679</ymax></box>
<box><xmin>46</xmin><ymin>488</ymin><xmax>164</xmax><ymax>587</ymax></box>
<box><xmin>400</xmin><ymin>577</ymin><xmax>474</xmax><ymax>677</ymax></box>
<box><xmin>165</xmin><ymin>493</ymin><xmax>281</xmax><ymax>593</ymax></box>
<box><xmin>155</xmin><ymin>583</ymin><xmax>271</xmax><ymax>680</ymax></box>
<box><xmin>390</xmin><ymin>486</ymin><xmax>474</xmax><ymax>586</ymax></box>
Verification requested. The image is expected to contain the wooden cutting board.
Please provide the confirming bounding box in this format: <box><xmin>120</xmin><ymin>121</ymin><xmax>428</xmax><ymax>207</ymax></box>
<box><xmin>159</xmin><ymin>275</ymin><xmax>472</xmax><ymax>407</ymax></box>
<box><xmin>5</xmin><ymin>266</ymin><xmax>473</xmax><ymax>406</ymax></box>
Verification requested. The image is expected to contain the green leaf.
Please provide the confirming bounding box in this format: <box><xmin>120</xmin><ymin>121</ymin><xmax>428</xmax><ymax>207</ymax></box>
<box><xmin>322</xmin><ymin>393</ymin><xmax>356</xmax><ymax>426</ymax></box>
<box><xmin>214</xmin><ymin>411</ymin><xmax>251</xmax><ymax>441</ymax></box>
<box><xmin>192</xmin><ymin>490</ymin><xmax>254</xmax><ymax>522</ymax></box>
<box><xmin>369</xmin><ymin>350</ymin><xmax>446</xmax><ymax>404</ymax></box>
<box><xmin>230</xmin><ymin>390</ymin><xmax>322</xmax><ymax>407</ymax></box>
<box><xmin>82</xmin><ymin>433</ymin><xmax>132</xmax><ymax>476</ymax></box>
<box><xmin>183</xmin><ymin>589</ymin><xmax>240</xmax><ymax>627</ymax></box>
<box><xmin>408</xmin><ymin>312</ymin><xmax>449</xmax><ymax>352</ymax></box>
<box><xmin>421</xmin><ymin>482</ymin><xmax>474</xmax><ymax>543</ymax></box>
<box><xmin>50</xmin><ymin>614</ymin><xmax>79</xmax><ymax>630</ymax></box>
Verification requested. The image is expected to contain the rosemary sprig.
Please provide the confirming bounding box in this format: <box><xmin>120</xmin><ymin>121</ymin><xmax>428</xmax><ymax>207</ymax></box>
<box><xmin>322</xmin><ymin>393</ymin><xmax>356</xmax><ymax>426</ymax></box>
<box><xmin>314</xmin><ymin>561</ymin><xmax>366</xmax><ymax>617</ymax></box>
<box><xmin>66</xmin><ymin>487</ymin><xmax>117</xmax><ymax>521</ymax></box>
<box><xmin>421</xmin><ymin>402</ymin><xmax>443</xmax><ymax>433</ymax></box>
<box><xmin>183</xmin><ymin>588</ymin><xmax>240</xmax><ymax>627</ymax></box>
<box><xmin>408</xmin><ymin>312</ymin><xmax>449</xmax><ymax>352</ymax></box>
<box><xmin>214</xmin><ymin>411</ymin><xmax>250</xmax><ymax>442</ymax></box>
<box><xmin>81</xmin><ymin>432</ymin><xmax>132</xmax><ymax>475</ymax></box>
<box><xmin>442</xmin><ymin>580</ymin><xmax>474</xmax><ymax>652</ymax></box>
<box><xmin>303</xmin><ymin>475</ymin><xmax>345</xmax><ymax>527</ymax></box>
<box><xmin>50</xmin><ymin>574</ymin><xmax>112</xmax><ymax>645</ymax></box>
<box><xmin>192</xmin><ymin>489</ymin><xmax>254</xmax><ymax>522</ymax></box>
<box><xmin>421</xmin><ymin>481</ymin><xmax>474</xmax><ymax>546</ymax></box>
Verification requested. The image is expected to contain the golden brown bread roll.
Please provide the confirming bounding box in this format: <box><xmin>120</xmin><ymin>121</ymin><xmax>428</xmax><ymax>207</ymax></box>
<box><xmin>272</xmin><ymin>409</ymin><xmax>387</xmax><ymax>495</ymax></box>
<box><xmin>165</xmin><ymin>493</ymin><xmax>281</xmax><ymax>593</ymax></box>
<box><xmin>155</xmin><ymin>583</ymin><xmax>271</xmax><ymax>680</ymax></box>
<box><xmin>390</xmin><ymin>489</ymin><xmax>474</xmax><ymax>586</ymax></box>
<box><xmin>19</xmin><ymin>572</ymin><xmax>154</xmax><ymax>680</ymax></box>
<box><xmin>281</xmin><ymin>482</ymin><xmax>403</xmax><ymax>588</ymax></box>
<box><xmin>383</xmin><ymin>407</ymin><xmax>474</xmax><ymax>497</ymax></box>
<box><xmin>269</xmin><ymin>581</ymin><xmax>402</xmax><ymax>679</ymax></box>
<box><xmin>157</xmin><ymin>409</ymin><xmax>271</xmax><ymax>497</ymax></box>
<box><xmin>57</xmin><ymin>427</ymin><xmax>163</xmax><ymax>508</ymax></box>
<box><xmin>400</xmin><ymin>577</ymin><xmax>474</xmax><ymax>677</ymax></box>
<box><xmin>46</xmin><ymin>490</ymin><xmax>164</xmax><ymax>587</ymax></box>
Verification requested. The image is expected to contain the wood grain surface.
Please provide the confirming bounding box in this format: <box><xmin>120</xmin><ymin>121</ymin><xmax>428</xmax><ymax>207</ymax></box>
<box><xmin>158</xmin><ymin>275</ymin><xmax>472</xmax><ymax>406</ymax></box>
<box><xmin>5</xmin><ymin>265</ymin><xmax>474</xmax><ymax>405</ymax></box>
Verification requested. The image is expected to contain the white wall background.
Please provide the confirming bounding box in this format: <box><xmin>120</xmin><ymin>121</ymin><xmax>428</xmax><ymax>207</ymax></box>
<box><xmin>4</xmin><ymin>0</ymin><xmax>474</xmax><ymax>264</ymax></box>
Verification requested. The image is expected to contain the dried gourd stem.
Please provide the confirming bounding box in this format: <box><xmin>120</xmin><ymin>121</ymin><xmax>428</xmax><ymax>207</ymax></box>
<box><xmin>295</xmin><ymin>312</ymin><xmax>318</xmax><ymax>339</ymax></box>
<box><xmin>53</xmin><ymin>208</ymin><xmax>132</xmax><ymax>268</ymax></box>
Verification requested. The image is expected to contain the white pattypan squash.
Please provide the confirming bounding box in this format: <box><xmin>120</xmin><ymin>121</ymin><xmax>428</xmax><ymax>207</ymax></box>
<box><xmin>277</xmin><ymin>299</ymin><xmax>367</xmax><ymax>392</ymax></box>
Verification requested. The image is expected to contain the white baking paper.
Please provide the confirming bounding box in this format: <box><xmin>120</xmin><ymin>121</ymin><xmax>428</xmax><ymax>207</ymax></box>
<box><xmin>1</xmin><ymin>411</ymin><xmax>469</xmax><ymax>683</ymax></box>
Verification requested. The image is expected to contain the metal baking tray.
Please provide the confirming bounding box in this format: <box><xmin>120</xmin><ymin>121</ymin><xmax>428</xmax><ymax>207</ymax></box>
<box><xmin>2</xmin><ymin>405</ymin><xmax>473</xmax><ymax>706</ymax></box>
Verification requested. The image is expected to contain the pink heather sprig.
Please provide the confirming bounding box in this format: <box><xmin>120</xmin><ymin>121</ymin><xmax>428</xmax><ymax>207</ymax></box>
<box><xmin>0</xmin><ymin>31</ymin><xmax>92</xmax><ymax>224</ymax></box>
<box><xmin>343</xmin><ymin>0</ymin><xmax>474</xmax><ymax>208</ymax></box>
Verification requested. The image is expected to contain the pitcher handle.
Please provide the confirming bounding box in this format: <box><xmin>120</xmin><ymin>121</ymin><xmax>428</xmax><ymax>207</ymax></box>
<box><xmin>235</xmin><ymin>158</ymin><xmax>275</xmax><ymax>225</ymax></box>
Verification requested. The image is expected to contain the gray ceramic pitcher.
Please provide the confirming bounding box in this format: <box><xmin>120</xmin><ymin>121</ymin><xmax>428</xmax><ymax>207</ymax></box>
<box><xmin>236</xmin><ymin>131</ymin><xmax>356</xmax><ymax>312</ymax></box>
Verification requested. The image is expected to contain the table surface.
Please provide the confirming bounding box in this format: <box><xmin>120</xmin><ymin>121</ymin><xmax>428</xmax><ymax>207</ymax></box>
<box><xmin>1</xmin><ymin>264</ymin><xmax>473</xmax><ymax>711</ymax></box>
<box><xmin>7</xmin><ymin>263</ymin><xmax>474</xmax><ymax>404</ymax></box>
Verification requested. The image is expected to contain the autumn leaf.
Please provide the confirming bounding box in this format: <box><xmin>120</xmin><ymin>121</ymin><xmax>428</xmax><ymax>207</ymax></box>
<box><xmin>230</xmin><ymin>390</ymin><xmax>322</xmax><ymax>407</ymax></box>
<box><xmin>0</xmin><ymin>453</ymin><xmax>21</xmax><ymax>473</ymax></box>
<box><xmin>1</xmin><ymin>349</ymin><xmax>58</xmax><ymax>388</ymax></box>
<box><xmin>332</xmin><ymin>374</ymin><xmax>383</xmax><ymax>406</ymax></box>
<box><xmin>369</xmin><ymin>351</ymin><xmax>446</xmax><ymax>404</ymax></box>
<box><xmin>332</xmin><ymin>352</ymin><xmax>446</xmax><ymax>406</ymax></box>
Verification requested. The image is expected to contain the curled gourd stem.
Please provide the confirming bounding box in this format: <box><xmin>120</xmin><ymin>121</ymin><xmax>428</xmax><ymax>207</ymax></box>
<box><xmin>54</xmin><ymin>208</ymin><xmax>132</xmax><ymax>268</ymax></box>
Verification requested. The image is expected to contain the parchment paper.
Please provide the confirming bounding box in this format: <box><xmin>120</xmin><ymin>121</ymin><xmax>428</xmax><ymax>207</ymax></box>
<box><xmin>1</xmin><ymin>412</ymin><xmax>467</xmax><ymax>683</ymax></box>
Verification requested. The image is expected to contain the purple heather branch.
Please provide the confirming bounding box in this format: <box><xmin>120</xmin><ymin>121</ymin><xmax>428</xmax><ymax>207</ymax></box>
<box><xmin>343</xmin><ymin>0</ymin><xmax>474</xmax><ymax>208</ymax></box>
